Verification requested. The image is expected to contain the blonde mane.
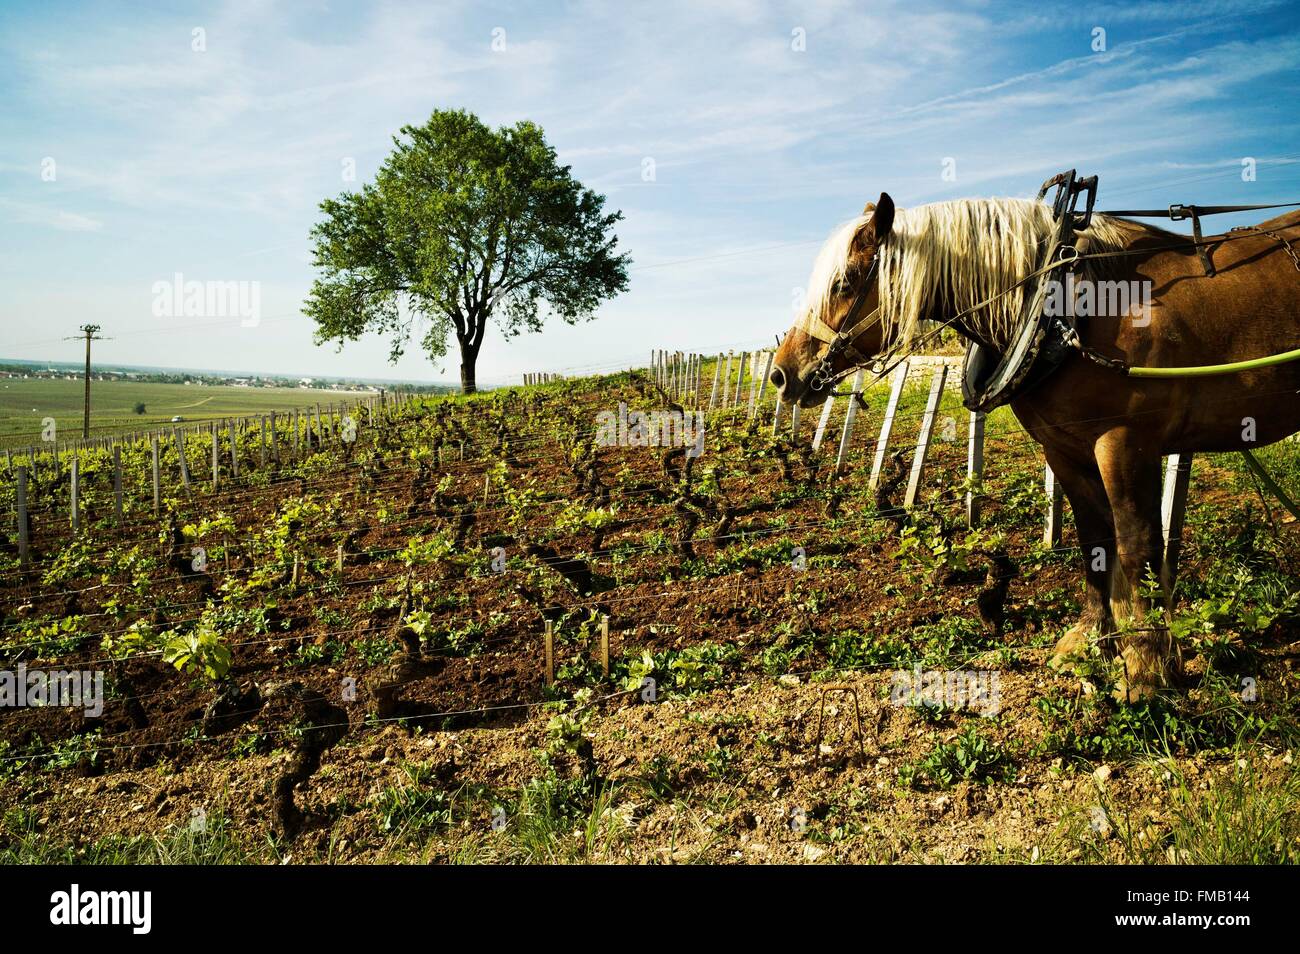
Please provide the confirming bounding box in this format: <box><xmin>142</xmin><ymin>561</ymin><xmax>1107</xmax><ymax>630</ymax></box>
<box><xmin>803</xmin><ymin>198</ymin><xmax>1151</xmax><ymax>350</ymax></box>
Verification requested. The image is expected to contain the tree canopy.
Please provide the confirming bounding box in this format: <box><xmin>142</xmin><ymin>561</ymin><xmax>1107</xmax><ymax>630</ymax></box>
<box><xmin>306</xmin><ymin>109</ymin><xmax>629</xmax><ymax>391</ymax></box>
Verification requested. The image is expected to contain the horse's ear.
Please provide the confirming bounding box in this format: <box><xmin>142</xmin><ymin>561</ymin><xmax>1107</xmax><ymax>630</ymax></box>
<box><xmin>869</xmin><ymin>193</ymin><xmax>895</xmax><ymax>243</ymax></box>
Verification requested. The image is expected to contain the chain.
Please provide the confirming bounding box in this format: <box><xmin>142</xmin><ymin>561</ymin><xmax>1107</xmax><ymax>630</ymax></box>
<box><xmin>1228</xmin><ymin>225</ymin><xmax>1300</xmax><ymax>271</ymax></box>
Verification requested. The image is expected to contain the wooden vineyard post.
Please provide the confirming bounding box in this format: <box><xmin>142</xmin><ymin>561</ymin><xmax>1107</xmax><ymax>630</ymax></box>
<box><xmin>259</xmin><ymin>416</ymin><xmax>267</xmax><ymax>469</ymax></box>
<box><xmin>835</xmin><ymin>369</ymin><xmax>866</xmax><ymax>474</ymax></box>
<box><xmin>966</xmin><ymin>411</ymin><xmax>986</xmax><ymax>527</ymax></box>
<box><xmin>812</xmin><ymin>394</ymin><xmax>836</xmax><ymax>452</ymax></box>
<box><xmin>904</xmin><ymin>365</ymin><xmax>948</xmax><ymax>509</ymax></box>
<box><xmin>1043</xmin><ymin>465</ymin><xmax>1064</xmax><ymax>547</ymax></box>
<box><xmin>112</xmin><ymin>445</ymin><xmax>123</xmax><ymax>521</ymax></box>
<box><xmin>211</xmin><ymin>425</ymin><xmax>219</xmax><ymax>490</ymax></box>
<box><xmin>70</xmin><ymin>457</ymin><xmax>79</xmax><ymax>533</ymax></box>
<box><xmin>15</xmin><ymin>466</ymin><xmax>30</xmax><ymax>571</ymax></box>
<box><xmin>772</xmin><ymin>397</ymin><xmax>783</xmax><ymax>436</ymax></box>
<box><xmin>600</xmin><ymin>616</ymin><xmax>610</xmax><ymax>677</ymax></box>
<box><xmin>151</xmin><ymin>435</ymin><xmax>161</xmax><ymax>516</ymax></box>
<box><xmin>544</xmin><ymin>620</ymin><xmax>555</xmax><ymax>687</ymax></box>
<box><xmin>790</xmin><ymin>402</ymin><xmax>801</xmax><ymax>437</ymax></box>
<box><xmin>271</xmin><ymin>411</ymin><xmax>279</xmax><ymax>465</ymax></box>
<box><xmin>753</xmin><ymin>350</ymin><xmax>775</xmax><ymax>420</ymax></box>
<box><xmin>709</xmin><ymin>353</ymin><xmax>722</xmax><ymax>410</ymax></box>
<box><xmin>293</xmin><ymin>409</ymin><xmax>300</xmax><ymax>457</ymax></box>
<box><xmin>733</xmin><ymin>351</ymin><xmax>747</xmax><ymax>406</ymax></box>
<box><xmin>228</xmin><ymin>420</ymin><xmax>239</xmax><ymax>479</ymax></box>
<box><xmin>746</xmin><ymin>352</ymin><xmax>759</xmax><ymax>416</ymax></box>
<box><xmin>721</xmin><ymin>353</ymin><xmax>733</xmax><ymax>406</ymax></box>
<box><xmin>1161</xmin><ymin>453</ymin><xmax>1194</xmax><ymax>589</ymax></box>
<box><xmin>175</xmin><ymin>428</ymin><xmax>191</xmax><ymax>494</ymax></box>
<box><xmin>869</xmin><ymin>360</ymin><xmax>911</xmax><ymax>492</ymax></box>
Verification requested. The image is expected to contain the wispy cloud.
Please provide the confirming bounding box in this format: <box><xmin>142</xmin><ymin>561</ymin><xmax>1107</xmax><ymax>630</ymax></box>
<box><xmin>0</xmin><ymin>198</ymin><xmax>104</xmax><ymax>232</ymax></box>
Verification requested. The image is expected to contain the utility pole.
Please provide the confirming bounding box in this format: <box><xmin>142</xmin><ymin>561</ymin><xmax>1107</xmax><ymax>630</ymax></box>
<box><xmin>66</xmin><ymin>324</ymin><xmax>108</xmax><ymax>439</ymax></box>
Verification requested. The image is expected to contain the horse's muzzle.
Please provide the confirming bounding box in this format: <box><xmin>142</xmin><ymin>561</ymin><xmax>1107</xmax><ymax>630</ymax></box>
<box><xmin>770</xmin><ymin>360</ymin><xmax>822</xmax><ymax>408</ymax></box>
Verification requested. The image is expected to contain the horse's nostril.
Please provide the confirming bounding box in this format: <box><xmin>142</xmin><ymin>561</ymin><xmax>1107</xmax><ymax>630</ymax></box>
<box><xmin>769</xmin><ymin>366</ymin><xmax>785</xmax><ymax>391</ymax></box>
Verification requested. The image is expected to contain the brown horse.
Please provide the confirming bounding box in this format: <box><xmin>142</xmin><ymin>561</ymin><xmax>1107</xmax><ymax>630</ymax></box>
<box><xmin>771</xmin><ymin>193</ymin><xmax>1300</xmax><ymax>699</ymax></box>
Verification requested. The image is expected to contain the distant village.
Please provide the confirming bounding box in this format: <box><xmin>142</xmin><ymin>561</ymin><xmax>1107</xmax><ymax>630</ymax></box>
<box><xmin>0</xmin><ymin>362</ymin><xmax>450</xmax><ymax>394</ymax></box>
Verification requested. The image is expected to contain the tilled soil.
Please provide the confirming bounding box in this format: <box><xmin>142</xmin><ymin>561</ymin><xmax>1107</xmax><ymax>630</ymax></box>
<box><xmin>2</xmin><ymin>374</ymin><xmax>1297</xmax><ymax>863</ymax></box>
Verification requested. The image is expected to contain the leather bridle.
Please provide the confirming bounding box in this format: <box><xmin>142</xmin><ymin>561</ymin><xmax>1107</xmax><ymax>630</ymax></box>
<box><xmin>794</xmin><ymin>258</ymin><xmax>884</xmax><ymax>393</ymax></box>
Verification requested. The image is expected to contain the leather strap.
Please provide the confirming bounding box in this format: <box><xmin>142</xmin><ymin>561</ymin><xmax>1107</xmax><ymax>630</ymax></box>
<box><xmin>794</xmin><ymin>309</ymin><xmax>843</xmax><ymax>345</ymax></box>
<box><xmin>1100</xmin><ymin>202</ymin><xmax>1300</xmax><ymax>217</ymax></box>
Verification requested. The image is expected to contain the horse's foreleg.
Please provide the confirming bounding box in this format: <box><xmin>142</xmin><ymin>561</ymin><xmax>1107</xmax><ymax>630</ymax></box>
<box><xmin>1096</xmin><ymin>434</ymin><xmax>1178</xmax><ymax>700</ymax></box>
<box><xmin>1042</xmin><ymin>448</ymin><xmax>1114</xmax><ymax>668</ymax></box>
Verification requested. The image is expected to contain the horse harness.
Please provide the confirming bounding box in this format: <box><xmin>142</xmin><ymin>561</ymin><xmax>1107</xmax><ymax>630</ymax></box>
<box><xmin>964</xmin><ymin>172</ymin><xmax>1300</xmax><ymax>409</ymax></box>
<box><xmin>798</xmin><ymin>168</ymin><xmax>1300</xmax><ymax>413</ymax></box>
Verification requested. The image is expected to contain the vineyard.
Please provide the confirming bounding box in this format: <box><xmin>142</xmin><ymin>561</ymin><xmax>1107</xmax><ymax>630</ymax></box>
<box><xmin>2</xmin><ymin>357</ymin><xmax>1299</xmax><ymax>864</ymax></box>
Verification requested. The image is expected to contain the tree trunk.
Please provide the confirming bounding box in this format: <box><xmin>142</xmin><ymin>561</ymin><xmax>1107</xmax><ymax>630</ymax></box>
<box><xmin>457</xmin><ymin>313</ymin><xmax>484</xmax><ymax>395</ymax></box>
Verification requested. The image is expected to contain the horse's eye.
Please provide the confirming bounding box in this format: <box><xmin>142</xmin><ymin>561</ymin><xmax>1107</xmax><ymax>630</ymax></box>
<box><xmin>841</xmin><ymin>266</ymin><xmax>862</xmax><ymax>290</ymax></box>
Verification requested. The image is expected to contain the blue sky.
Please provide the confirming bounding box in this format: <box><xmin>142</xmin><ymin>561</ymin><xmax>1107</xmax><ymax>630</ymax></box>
<box><xmin>2</xmin><ymin>0</ymin><xmax>1298</xmax><ymax>385</ymax></box>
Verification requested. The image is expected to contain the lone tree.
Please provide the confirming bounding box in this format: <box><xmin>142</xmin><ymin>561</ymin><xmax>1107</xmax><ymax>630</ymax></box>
<box><xmin>306</xmin><ymin>109</ymin><xmax>629</xmax><ymax>393</ymax></box>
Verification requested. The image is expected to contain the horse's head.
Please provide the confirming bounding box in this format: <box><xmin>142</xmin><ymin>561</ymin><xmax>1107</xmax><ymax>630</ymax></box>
<box><xmin>771</xmin><ymin>193</ymin><xmax>895</xmax><ymax>408</ymax></box>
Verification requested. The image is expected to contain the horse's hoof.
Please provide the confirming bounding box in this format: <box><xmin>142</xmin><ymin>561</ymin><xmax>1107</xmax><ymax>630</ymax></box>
<box><xmin>1047</xmin><ymin>621</ymin><xmax>1094</xmax><ymax>671</ymax></box>
<box><xmin>1046</xmin><ymin>650</ymin><xmax>1076</xmax><ymax>672</ymax></box>
<box><xmin>1112</xmin><ymin>677</ymin><xmax>1161</xmax><ymax>704</ymax></box>
<box><xmin>1113</xmin><ymin>643</ymin><xmax>1177</xmax><ymax>703</ymax></box>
